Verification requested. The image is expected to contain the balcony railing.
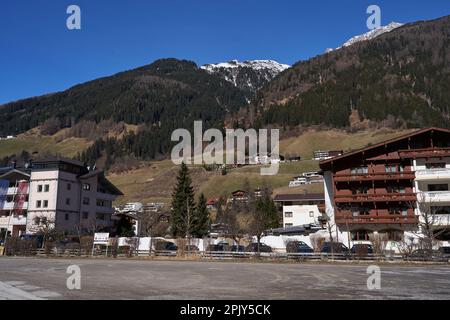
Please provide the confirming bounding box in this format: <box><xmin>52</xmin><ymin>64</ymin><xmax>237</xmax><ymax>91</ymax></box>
<box><xmin>1</xmin><ymin>202</ymin><xmax>29</xmax><ymax>211</ymax></box>
<box><xmin>96</xmin><ymin>192</ymin><xmax>117</xmax><ymax>201</ymax></box>
<box><xmin>334</xmin><ymin>172</ymin><xmax>415</xmax><ymax>182</ymax></box>
<box><xmin>418</xmin><ymin>191</ymin><xmax>450</xmax><ymax>203</ymax></box>
<box><xmin>335</xmin><ymin>193</ymin><xmax>416</xmax><ymax>203</ymax></box>
<box><xmin>335</xmin><ymin>213</ymin><xmax>419</xmax><ymax>225</ymax></box>
<box><xmin>399</xmin><ymin>148</ymin><xmax>450</xmax><ymax>159</ymax></box>
<box><xmin>7</xmin><ymin>186</ymin><xmax>30</xmax><ymax>196</ymax></box>
<box><xmin>415</xmin><ymin>169</ymin><xmax>450</xmax><ymax>181</ymax></box>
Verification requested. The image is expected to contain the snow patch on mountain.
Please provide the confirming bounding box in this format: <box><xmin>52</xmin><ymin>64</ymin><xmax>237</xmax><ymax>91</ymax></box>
<box><xmin>201</xmin><ymin>60</ymin><xmax>290</xmax><ymax>89</ymax></box>
<box><xmin>330</xmin><ymin>22</ymin><xmax>404</xmax><ymax>52</ymax></box>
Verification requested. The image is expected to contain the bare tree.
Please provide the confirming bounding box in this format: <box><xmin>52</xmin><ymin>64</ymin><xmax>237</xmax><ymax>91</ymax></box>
<box><xmin>30</xmin><ymin>215</ymin><xmax>56</xmax><ymax>249</ymax></box>
<box><xmin>137</xmin><ymin>208</ymin><xmax>169</xmax><ymax>256</ymax></box>
<box><xmin>413</xmin><ymin>193</ymin><xmax>450</xmax><ymax>259</ymax></box>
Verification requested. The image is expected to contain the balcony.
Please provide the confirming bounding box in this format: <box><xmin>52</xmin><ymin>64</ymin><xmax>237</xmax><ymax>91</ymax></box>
<box><xmin>1</xmin><ymin>202</ymin><xmax>29</xmax><ymax>211</ymax></box>
<box><xmin>335</xmin><ymin>193</ymin><xmax>416</xmax><ymax>203</ymax></box>
<box><xmin>334</xmin><ymin>172</ymin><xmax>415</xmax><ymax>182</ymax></box>
<box><xmin>335</xmin><ymin>213</ymin><xmax>419</xmax><ymax>225</ymax></box>
<box><xmin>96</xmin><ymin>206</ymin><xmax>114</xmax><ymax>214</ymax></box>
<box><xmin>418</xmin><ymin>191</ymin><xmax>450</xmax><ymax>203</ymax></box>
<box><xmin>415</xmin><ymin>169</ymin><xmax>450</xmax><ymax>181</ymax></box>
<box><xmin>96</xmin><ymin>192</ymin><xmax>117</xmax><ymax>202</ymax></box>
<box><xmin>10</xmin><ymin>215</ymin><xmax>27</xmax><ymax>225</ymax></box>
<box><xmin>399</xmin><ymin>148</ymin><xmax>450</xmax><ymax>159</ymax></box>
<box><xmin>7</xmin><ymin>186</ymin><xmax>30</xmax><ymax>196</ymax></box>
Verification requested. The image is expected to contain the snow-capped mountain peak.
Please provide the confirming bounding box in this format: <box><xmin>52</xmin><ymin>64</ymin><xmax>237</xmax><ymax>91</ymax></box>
<box><xmin>201</xmin><ymin>60</ymin><xmax>290</xmax><ymax>92</ymax></box>
<box><xmin>330</xmin><ymin>22</ymin><xmax>404</xmax><ymax>52</ymax></box>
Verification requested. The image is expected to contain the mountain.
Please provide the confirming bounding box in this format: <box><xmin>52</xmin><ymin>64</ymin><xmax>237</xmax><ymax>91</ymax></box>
<box><xmin>326</xmin><ymin>22</ymin><xmax>404</xmax><ymax>52</ymax></box>
<box><xmin>201</xmin><ymin>60</ymin><xmax>290</xmax><ymax>94</ymax></box>
<box><xmin>255</xmin><ymin>15</ymin><xmax>450</xmax><ymax>129</ymax></box>
<box><xmin>0</xmin><ymin>59</ymin><xmax>249</xmax><ymax>136</ymax></box>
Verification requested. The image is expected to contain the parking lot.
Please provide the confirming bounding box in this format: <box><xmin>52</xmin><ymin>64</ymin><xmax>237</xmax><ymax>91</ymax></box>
<box><xmin>0</xmin><ymin>257</ymin><xmax>449</xmax><ymax>300</ymax></box>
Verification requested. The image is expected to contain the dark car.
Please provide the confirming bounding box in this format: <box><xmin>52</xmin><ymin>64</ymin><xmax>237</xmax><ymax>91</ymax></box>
<box><xmin>245</xmin><ymin>243</ymin><xmax>272</xmax><ymax>253</ymax></box>
<box><xmin>351</xmin><ymin>244</ymin><xmax>374</xmax><ymax>255</ymax></box>
<box><xmin>321</xmin><ymin>242</ymin><xmax>349</xmax><ymax>254</ymax></box>
<box><xmin>184</xmin><ymin>245</ymin><xmax>199</xmax><ymax>252</ymax></box>
<box><xmin>206</xmin><ymin>244</ymin><xmax>227</xmax><ymax>252</ymax></box>
<box><xmin>286</xmin><ymin>241</ymin><xmax>314</xmax><ymax>253</ymax></box>
<box><xmin>156</xmin><ymin>241</ymin><xmax>178</xmax><ymax>251</ymax></box>
<box><xmin>409</xmin><ymin>249</ymin><xmax>438</xmax><ymax>261</ymax></box>
<box><xmin>231</xmin><ymin>245</ymin><xmax>245</xmax><ymax>252</ymax></box>
<box><xmin>438</xmin><ymin>246</ymin><xmax>450</xmax><ymax>258</ymax></box>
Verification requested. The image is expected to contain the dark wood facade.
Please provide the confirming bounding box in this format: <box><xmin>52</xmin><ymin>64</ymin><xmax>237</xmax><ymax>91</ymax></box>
<box><xmin>320</xmin><ymin>128</ymin><xmax>450</xmax><ymax>233</ymax></box>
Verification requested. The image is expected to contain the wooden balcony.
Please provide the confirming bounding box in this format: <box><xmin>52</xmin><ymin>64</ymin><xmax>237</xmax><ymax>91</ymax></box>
<box><xmin>333</xmin><ymin>172</ymin><xmax>415</xmax><ymax>182</ymax></box>
<box><xmin>335</xmin><ymin>212</ymin><xmax>419</xmax><ymax>225</ymax></box>
<box><xmin>334</xmin><ymin>193</ymin><xmax>416</xmax><ymax>203</ymax></box>
<box><xmin>399</xmin><ymin>147</ymin><xmax>450</xmax><ymax>159</ymax></box>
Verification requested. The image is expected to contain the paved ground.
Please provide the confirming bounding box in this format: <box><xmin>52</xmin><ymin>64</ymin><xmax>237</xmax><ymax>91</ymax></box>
<box><xmin>0</xmin><ymin>257</ymin><xmax>449</xmax><ymax>300</ymax></box>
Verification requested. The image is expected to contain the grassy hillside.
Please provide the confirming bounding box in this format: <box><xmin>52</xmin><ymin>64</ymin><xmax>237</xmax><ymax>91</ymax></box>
<box><xmin>108</xmin><ymin>128</ymin><xmax>413</xmax><ymax>204</ymax></box>
<box><xmin>0</xmin><ymin>132</ymin><xmax>91</xmax><ymax>159</ymax></box>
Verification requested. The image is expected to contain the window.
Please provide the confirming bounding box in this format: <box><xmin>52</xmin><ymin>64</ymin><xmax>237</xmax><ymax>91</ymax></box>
<box><xmin>285</xmin><ymin>223</ymin><xmax>293</xmax><ymax>227</ymax></box>
<box><xmin>387</xmin><ymin>186</ymin><xmax>406</xmax><ymax>193</ymax></box>
<box><xmin>285</xmin><ymin>212</ymin><xmax>293</xmax><ymax>218</ymax></box>
<box><xmin>426</xmin><ymin>162</ymin><xmax>446</xmax><ymax>169</ymax></box>
<box><xmin>96</xmin><ymin>213</ymin><xmax>105</xmax><ymax>221</ymax></box>
<box><xmin>352</xmin><ymin>207</ymin><xmax>370</xmax><ymax>216</ymax></box>
<box><xmin>82</xmin><ymin>212</ymin><xmax>89</xmax><ymax>219</ymax></box>
<box><xmin>428</xmin><ymin>184</ymin><xmax>448</xmax><ymax>192</ymax></box>
<box><xmin>66</xmin><ymin>198</ymin><xmax>71</xmax><ymax>205</ymax></box>
<box><xmin>37</xmin><ymin>185</ymin><xmax>43</xmax><ymax>192</ymax></box>
<box><xmin>83</xmin><ymin>197</ymin><xmax>90</xmax><ymax>205</ymax></box>
<box><xmin>351</xmin><ymin>230</ymin><xmax>370</xmax><ymax>241</ymax></box>
<box><xmin>65</xmin><ymin>213</ymin><xmax>69</xmax><ymax>221</ymax></box>
<box><xmin>43</xmin><ymin>200</ymin><xmax>48</xmax><ymax>208</ymax></box>
<box><xmin>431</xmin><ymin>206</ymin><xmax>450</xmax><ymax>215</ymax></box>
<box><xmin>385</xmin><ymin>165</ymin><xmax>397</xmax><ymax>173</ymax></box>
<box><xmin>36</xmin><ymin>200</ymin><xmax>42</xmax><ymax>208</ymax></box>
<box><xmin>67</xmin><ymin>183</ymin><xmax>72</xmax><ymax>190</ymax></box>
<box><xmin>352</xmin><ymin>187</ymin><xmax>368</xmax><ymax>195</ymax></box>
<box><xmin>351</xmin><ymin>166</ymin><xmax>368</xmax><ymax>174</ymax></box>
<box><xmin>82</xmin><ymin>183</ymin><xmax>91</xmax><ymax>191</ymax></box>
<box><xmin>44</xmin><ymin>185</ymin><xmax>49</xmax><ymax>192</ymax></box>
<box><xmin>389</xmin><ymin>207</ymin><xmax>408</xmax><ymax>215</ymax></box>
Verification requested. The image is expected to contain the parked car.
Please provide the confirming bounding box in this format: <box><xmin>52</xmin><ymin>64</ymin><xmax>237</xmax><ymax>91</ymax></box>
<box><xmin>351</xmin><ymin>244</ymin><xmax>374</xmax><ymax>255</ymax></box>
<box><xmin>230</xmin><ymin>245</ymin><xmax>245</xmax><ymax>252</ymax></box>
<box><xmin>409</xmin><ymin>249</ymin><xmax>439</xmax><ymax>261</ymax></box>
<box><xmin>156</xmin><ymin>241</ymin><xmax>178</xmax><ymax>251</ymax></box>
<box><xmin>321</xmin><ymin>242</ymin><xmax>349</xmax><ymax>254</ymax></box>
<box><xmin>438</xmin><ymin>246</ymin><xmax>450</xmax><ymax>258</ymax></box>
<box><xmin>184</xmin><ymin>245</ymin><xmax>199</xmax><ymax>252</ymax></box>
<box><xmin>286</xmin><ymin>241</ymin><xmax>314</xmax><ymax>253</ymax></box>
<box><xmin>206</xmin><ymin>244</ymin><xmax>227</xmax><ymax>252</ymax></box>
<box><xmin>245</xmin><ymin>243</ymin><xmax>272</xmax><ymax>253</ymax></box>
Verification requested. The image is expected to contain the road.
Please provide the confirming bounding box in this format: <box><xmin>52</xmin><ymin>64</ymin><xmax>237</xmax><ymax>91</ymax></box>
<box><xmin>0</xmin><ymin>257</ymin><xmax>449</xmax><ymax>300</ymax></box>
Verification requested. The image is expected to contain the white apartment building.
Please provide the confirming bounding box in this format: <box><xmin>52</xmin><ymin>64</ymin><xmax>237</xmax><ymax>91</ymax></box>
<box><xmin>0</xmin><ymin>157</ymin><xmax>123</xmax><ymax>237</ymax></box>
<box><xmin>283</xmin><ymin>205</ymin><xmax>323</xmax><ymax>228</ymax></box>
<box><xmin>413</xmin><ymin>157</ymin><xmax>450</xmax><ymax>240</ymax></box>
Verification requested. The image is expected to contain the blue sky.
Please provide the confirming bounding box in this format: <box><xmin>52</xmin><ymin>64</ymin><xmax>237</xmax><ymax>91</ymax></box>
<box><xmin>0</xmin><ymin>0</ymin><xmax>448</xmax><ymax>104</ymax></box>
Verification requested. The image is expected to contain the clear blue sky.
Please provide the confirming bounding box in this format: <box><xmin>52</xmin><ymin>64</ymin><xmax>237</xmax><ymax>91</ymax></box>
<box><xmin>0</xmin><ymin>0</ymin><xmax>448</xmax><ymax>104</ymax></box>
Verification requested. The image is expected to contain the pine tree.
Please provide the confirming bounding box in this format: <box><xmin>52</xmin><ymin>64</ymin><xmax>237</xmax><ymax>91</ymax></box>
<box><xmin>170</xmin><ymin>162</ymin><xmax>196</xmax><ymax>237</ymax></box>
<box><xmin>193</xmin><ymin>193</ymin><xmax>210</xmax><ymax>237</ymax></box>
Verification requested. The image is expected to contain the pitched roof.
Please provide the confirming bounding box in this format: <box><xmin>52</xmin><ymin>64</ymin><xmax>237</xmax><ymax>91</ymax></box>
<box><xmin>319</xmin><ymin>127</ymin><xmax>450</xmax><ymax>167</ymax></box>
<box><xmin>274</xmin><ymin>193</ymin><xmax>325</xmax><ymax>202</ymax></box>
